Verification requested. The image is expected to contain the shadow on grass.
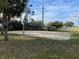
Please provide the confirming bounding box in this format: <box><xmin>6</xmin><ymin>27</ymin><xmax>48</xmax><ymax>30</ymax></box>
<box><xmin>0</xmin><ymin>34</ymin><xmax>79</xmax><ymax>59</ymax></box>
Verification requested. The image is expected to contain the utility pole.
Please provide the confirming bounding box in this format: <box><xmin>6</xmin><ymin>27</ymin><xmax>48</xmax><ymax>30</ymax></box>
<box><xmin>42</xmin><ymin>0</ymin><xmax>44</xmax><ymax>29</ymax></box>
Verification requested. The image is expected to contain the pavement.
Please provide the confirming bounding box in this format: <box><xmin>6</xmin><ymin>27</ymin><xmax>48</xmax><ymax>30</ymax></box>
<box><xmin>8</xmin><ymin>31</ymin><xmax>72</xmax><ymax>40</ymax></box>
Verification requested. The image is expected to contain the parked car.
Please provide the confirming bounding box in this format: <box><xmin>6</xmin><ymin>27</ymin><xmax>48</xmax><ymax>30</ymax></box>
<box><xmin>47</xmin><ymin>27</ymin><xmax>56</xmax><ymax>31</ymax></box>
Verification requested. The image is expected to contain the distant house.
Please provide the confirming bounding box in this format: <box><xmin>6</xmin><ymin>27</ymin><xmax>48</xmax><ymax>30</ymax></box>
<box><xmin>60</xmin><ymin>26</ymin><xmax>79</xmax><ymax>32</ymax></box>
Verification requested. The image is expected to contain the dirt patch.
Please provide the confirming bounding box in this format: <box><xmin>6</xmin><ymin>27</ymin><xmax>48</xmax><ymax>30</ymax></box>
<box><xmin>13</xmin><ymin>35</ymin><xmax>36</xmax><ymax>40</ymax></box>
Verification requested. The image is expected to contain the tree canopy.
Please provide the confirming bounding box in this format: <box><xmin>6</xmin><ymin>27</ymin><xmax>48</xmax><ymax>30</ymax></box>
<box><xmin>64</xmin><ymin>22</ymin><xmax>74</xmax><ymax>27</ymax></box>
<box><xmin>0</xmin><ymin>0</ymin><xmax>27</xmax><ymax>17</ymax></box>
<box><xmin>47</xmin><ymin>21</ymin><xmax>63</xmax><ymax>28</ymax></box>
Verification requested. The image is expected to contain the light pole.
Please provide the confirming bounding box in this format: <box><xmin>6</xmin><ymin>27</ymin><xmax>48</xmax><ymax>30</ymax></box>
<box><xmin>42</xmin><ymin>0</ymin><xmax>44</xmax><ymax>29</ymax></box>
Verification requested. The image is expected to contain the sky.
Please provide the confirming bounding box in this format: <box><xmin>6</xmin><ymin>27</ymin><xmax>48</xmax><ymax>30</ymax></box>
<box><xmin>28</xmin><ymin>0</ymin><xmax>79</xmax><ymax>26</ymax></box>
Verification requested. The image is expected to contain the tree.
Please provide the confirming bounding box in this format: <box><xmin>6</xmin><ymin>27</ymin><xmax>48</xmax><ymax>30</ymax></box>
<box><xmin>24</xmin><ymin>20</ymin><xmax>43</xmax><ymax>30</ymax></box>
<box><xmin>47</xmin><ymin>22</ymin><xmax>52</xmax><ymax>27</ymax></box>
<box><xmin>23</xmin><ymin>4</ymin><xmax>35</xmax><ymax>35</ymax></box>
<box><xmin>47</xmin><ymin>21</ymin><xmax>63</xmax><ymax>30</ymax></box>
<box><xmin>47</xmin><ymin>21</ymin><xmax>63</xmax><ymax>28</ymax></box>
<box><xmin>0</xmin><ymin>0</ymin><xmax>27</xmax><ymax>41</ymax></box>
<box><xmin>64</xmin><ymin>22</ymin><xmax>74</xmax><ymax>27</ymax></box>
<box><xmin>8</xmin><ymin>20</ymin><xmax>23</xmax><ymax>30</ymax></box>
<box><xmin>30</xmin><ymin>21</ymin><xmax>43</xmax><ymax>30</ymax></box>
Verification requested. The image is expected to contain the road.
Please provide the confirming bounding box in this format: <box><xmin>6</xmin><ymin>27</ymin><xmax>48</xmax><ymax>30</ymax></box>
<box><xmin>8</xmin><ymin>31</ymin><xmax>72</xmax><ymax>40</ymax></box>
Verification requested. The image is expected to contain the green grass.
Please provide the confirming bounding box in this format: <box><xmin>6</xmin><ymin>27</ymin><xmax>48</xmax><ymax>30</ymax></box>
<box><xmin>70</xmin><ymin>32</ymin><xmax>79</xmax><ymax>40</ymax></box>
<box><xmin>72</xmin><ymin>33</ymin><xmax>79</xmax><ymax>37</ymax></box>
<box><xmin>0</xmin><ymin>33</ymin><xmax>79</xmax><ymax>59</ymax></box>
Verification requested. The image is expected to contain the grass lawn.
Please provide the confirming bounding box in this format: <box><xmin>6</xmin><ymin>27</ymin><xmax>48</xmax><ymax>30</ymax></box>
<box><xmin>0</xmin><ymin>33</ymin><xmax>79</xmax><ymax>59</ymax></box>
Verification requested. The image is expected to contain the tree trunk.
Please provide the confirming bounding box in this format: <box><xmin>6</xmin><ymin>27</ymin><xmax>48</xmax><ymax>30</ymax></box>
<box><xmin>1</xmin><ymin>18</ymin><xmax>4</xmax><ymax>35</ymax></box>
<box><xmin>3</xmin><ymin>14</ymin><xmax>8</xmax><ymax>41</ymax></box>
<box><xmin>1</xmin><ymin>23</ymin><xmax>4</xmax><ymax>35</ymax></box>
<box><xmin>4</xmin><ymin>22</ymin><xmax>8</xmax><ymax>41</ymax></box>
<box><xmin>23</xmin><ymin>19</ymin><xmax>25</xmax><ymax>35</ymax></box>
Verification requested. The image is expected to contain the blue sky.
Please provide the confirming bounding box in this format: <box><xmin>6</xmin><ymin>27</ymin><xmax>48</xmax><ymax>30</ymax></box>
<box><xmin>29</xmin><ymin>0</ymin><xmax>79</xmax><ymax>26</ymax></box>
